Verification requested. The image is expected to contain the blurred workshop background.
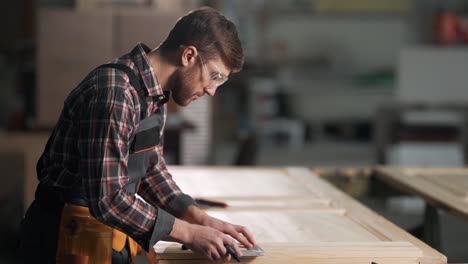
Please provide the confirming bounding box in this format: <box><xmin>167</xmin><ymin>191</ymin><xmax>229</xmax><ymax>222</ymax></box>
<box><xmin>1</xmin><ymin>0</ymin><xmax>468</xmax><ymax>263</ymax></box>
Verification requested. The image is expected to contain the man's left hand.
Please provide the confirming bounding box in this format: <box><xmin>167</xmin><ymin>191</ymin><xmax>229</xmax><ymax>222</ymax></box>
<box><xmin>182</xmin><ymin>205</ymin><xmax>256</xmax><ymax>249</ymax></box>
<box><xmin>200</xmin><ymin>215</ymin><xmax>256</xmax><ymax>250</ymax></box>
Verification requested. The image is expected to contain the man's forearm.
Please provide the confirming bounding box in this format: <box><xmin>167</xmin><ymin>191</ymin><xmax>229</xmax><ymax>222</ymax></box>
<box><xmin>180</xmin><ymin>204</ymin><xmax>208</xmax><ymax>225</ymax></box>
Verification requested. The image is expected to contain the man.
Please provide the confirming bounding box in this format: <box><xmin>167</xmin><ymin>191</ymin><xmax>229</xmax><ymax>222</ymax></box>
<box><xmin>18</xmin><ymin>6</ymin><xmax>256</xmax><ymax>263</ymax></box>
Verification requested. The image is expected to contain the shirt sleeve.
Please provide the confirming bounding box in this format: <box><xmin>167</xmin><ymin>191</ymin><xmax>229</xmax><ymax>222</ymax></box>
<box><xmin>77</xmin><ymin>69</ymin><xmax>174</xmax><ymax>251</ymax></box>
<box><xmin>137</xmin><ymin>141</ymin><xmax>197</xmax><ymax>218</ymax></box>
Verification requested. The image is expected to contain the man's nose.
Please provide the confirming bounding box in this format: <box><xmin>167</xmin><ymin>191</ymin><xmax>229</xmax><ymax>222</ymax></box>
<box><xmin>205</xmin><ymin>86</ymin><xmax>217</xmax><ymax>96</ymax></box>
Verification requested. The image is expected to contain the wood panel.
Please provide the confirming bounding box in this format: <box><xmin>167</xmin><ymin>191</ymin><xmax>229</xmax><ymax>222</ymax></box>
<box><xmin>169</xmin><ymin>166</ymin><xmax>330</xmax><ymax>210</ymax></box>
<box><xmin>424</xmin><ymin>174</ymin><xmax>468</xmax><ymax>199</ymax></box>
<box><xmin>202</xmin><ymin>197</ymin><xmax>331</xmax><ymax>211</ymax></box>
<box><xmin>169</xmin><ymin>167</ymin><xmax>326</xmax><ymax>199</ymax></box>
<box><xmin>205</xmin><ymin>210</ymin><xmax>380</xmax><ymax>243</ymax></box>
<box><xmin>154</xmin><ymin>167</ymin><xmax>446</xmax><ymax>264</ymax></box>
<box><xmin>156</xmin><ymin>242</ymin><xmax>421</xmax><ymax>264</ymax></box>
<box><xmin>376</xmin><ymin>167</ymin><xmax>468</xmax><ymax>221</ymax></box>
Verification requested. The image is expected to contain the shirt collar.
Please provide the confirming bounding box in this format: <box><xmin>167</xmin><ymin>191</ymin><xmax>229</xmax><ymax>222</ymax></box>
<box><xmin>129</xmin><ymin>42</ymin><xmax>165</xmax><ymax>99</ymax></box>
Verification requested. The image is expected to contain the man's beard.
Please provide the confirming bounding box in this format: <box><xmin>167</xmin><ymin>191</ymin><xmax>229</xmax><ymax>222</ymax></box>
<box><xmin>170</xmin><ymin>66</ymin><xmax>198</xmax><ymax>106</ymax></box>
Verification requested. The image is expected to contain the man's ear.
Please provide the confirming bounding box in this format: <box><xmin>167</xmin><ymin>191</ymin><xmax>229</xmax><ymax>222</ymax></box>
<box><xmin>181</xmin><ymin>46</ymin><xmax>198</xmax><ymax>67</ymax></box>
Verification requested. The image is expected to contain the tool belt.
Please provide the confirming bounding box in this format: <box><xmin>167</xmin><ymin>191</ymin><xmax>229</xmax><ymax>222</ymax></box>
<box><xmin>35</xmin><ymin>184</ymin><xmax>145</xmax><ymax>264</ymax></box>
<box><xmin>56</xmin><ymin>203</ymin><xmax>142</xmax><ymax>264</ymax></box>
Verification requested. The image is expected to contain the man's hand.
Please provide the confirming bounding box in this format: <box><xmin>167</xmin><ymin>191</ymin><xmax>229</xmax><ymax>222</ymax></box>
<box><xmin>182</xmin><ymin>205</ymin><xmax>256</xmax><ymax>250</ymax></box>
<box><xmin>200</xmin><ymin>215</ymin><xmax>256</xmax><ymax>250</ymax></box>
<box><xmin>167</xmin><ymin>218</ymin><xmax>240</xmax><ymax>262</ymax></box>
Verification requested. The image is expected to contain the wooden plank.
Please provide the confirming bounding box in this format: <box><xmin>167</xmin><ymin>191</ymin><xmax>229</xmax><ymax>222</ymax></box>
<box><xmin>156</xmin><ymin>242</ymin><xmax>264</xmax><ymax>259</ymax></box>
<box><xmin>157</xmin><ymin>242</ymin><xmax>421</xmax><ymax>263</ymax></box>
<box><xmin>158</xmin><ymin>258</ymin><xmax>420</xmax><ymax>264</ymax></box>
<box><xmin>401</xmin><ymin>168</ymin><xmax>468</xmax><ymax>176</ymax></box>
<box><xmin>205</xmin><ymin>209</ymin><xmax>380</xmax><ymax>243</ymax></box>
<box><xmin>403</xmin><ymin>168</ymin><xmax>468</xmax><ymax>199</ymax></box>
<box><xmin>169</xmin><ymin>166</ymin><xmax>326</xmax><ymax>200</ymax></box>
<box><xmin>200</xmin><ymin>197</ymin><xmax>332</xmax><ymax>211</ymax></box>
<box><xmin>424</xmin><ymin>174</ymin><xmax>468</xmax><ymax>198</ymax></box>
<box><xmin>375</xmin><ymin>167</ymin><xmax>468</xmax><ymax>222</ymax></box>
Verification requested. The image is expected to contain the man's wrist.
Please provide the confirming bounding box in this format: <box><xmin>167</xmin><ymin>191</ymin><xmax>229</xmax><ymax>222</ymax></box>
<box><xmin>167</xmin><ymin>218</ymin><xmax>192</xmax><ymax>244</ymax></box>
<box><xmin>182</xmin><ymin>204</ymin><xmax>209</xmax><ymax>225</ymax></box>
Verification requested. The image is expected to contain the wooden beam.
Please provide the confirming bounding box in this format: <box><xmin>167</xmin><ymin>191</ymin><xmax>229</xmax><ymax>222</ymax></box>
<box><xmin>156</xmin><ymin>242</ymin><xmax>421</xmax><ymax>263</ymax></box>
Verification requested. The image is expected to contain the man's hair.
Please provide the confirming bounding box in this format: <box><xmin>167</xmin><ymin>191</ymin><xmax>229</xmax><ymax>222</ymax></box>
<box><xmin>160</xmin><ymin>6</ymin><xmax>244</xmax><ymax>72</ymax></box>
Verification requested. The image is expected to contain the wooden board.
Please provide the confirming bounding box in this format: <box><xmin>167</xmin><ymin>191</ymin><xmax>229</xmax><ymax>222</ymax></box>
<box><xmin>205</xmin><ymin>210</ymin><xmax>380</xmax><ymax>242</ymax></box>
<box><xmin>375</xmin><ymin>167</ymin><xmax>468</xmax><ymax>221</ymax></box>
<box><xmin>197</xmin><ymin>197</ymin><xmax>332</xmax><ymax>211</ymax></box>
<box><xmin>156</xmin><ymin>242</ymin><xmax>421</xmax><ymax>264</ymax></box>
<box><xmin>169</xmin><ymin>166</ymin><xmax>331</xmax><ymax>211</ymax></box>
<box><xmin>154</xmin><ymin>167</ymin><xmax>446</xmax><ymax>263</ymax></box>
<box><xmin>169</xmin><ymin>167</ymin><xmax>327</xmax><ymax>199</ymax></box>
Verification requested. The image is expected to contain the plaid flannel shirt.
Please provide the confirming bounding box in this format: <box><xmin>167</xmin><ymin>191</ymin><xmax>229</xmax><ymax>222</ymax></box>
<box><xmin>37</xmin><ymin>43</ymin><xmax>195</xmax><ymax>250</ymax></box>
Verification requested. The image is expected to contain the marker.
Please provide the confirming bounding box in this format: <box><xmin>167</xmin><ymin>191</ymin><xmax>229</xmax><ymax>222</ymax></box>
<box><xmin>195</xmin><ymin>198</ymin><xmax>228</xmax><ymax>208</ymax></box>
<box><xmin>225</xmin><ymin>245</ymin><xmax>240</xmax><ymax>262</ymax></box>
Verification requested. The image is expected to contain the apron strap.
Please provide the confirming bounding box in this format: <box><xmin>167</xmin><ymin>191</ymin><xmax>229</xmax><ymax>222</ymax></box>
<box><xmin>96</xmin><ymin>63</ymin><xmax>148</xmax><ymax>120</ymax></box>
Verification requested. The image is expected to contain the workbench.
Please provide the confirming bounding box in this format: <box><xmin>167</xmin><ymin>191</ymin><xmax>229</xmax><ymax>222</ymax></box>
<box><xmin>375</xmin><ymin>167</ymin><xmax>468</xmax><ymax>250</ymax></box>
<box><xmin>153</xmin><ymin>166</ymin><xmax>446</xmax><ymax>264</ymax></box>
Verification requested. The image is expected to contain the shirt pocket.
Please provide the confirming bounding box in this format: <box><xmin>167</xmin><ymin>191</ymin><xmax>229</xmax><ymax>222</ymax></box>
<box><xmin>129</xmin><ymin>125</ymin><xmax>160</xmax><ymax>154</ymax></box>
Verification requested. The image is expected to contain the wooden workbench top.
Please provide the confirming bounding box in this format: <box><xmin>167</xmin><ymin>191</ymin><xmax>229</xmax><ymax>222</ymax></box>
<box><xmin>375</xmin><ymin>167</ymin><xmax>468</xmax><ymax>222</ymax></box>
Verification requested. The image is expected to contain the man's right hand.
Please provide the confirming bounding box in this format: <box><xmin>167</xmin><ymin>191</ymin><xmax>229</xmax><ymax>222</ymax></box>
<box><xmin>167</xmin><ymin>218</ymin><xmax>240</xmax><ymax>262</ymax></box>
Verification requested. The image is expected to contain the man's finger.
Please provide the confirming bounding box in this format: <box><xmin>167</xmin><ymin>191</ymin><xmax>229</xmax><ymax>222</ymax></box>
<box><xmin>223</xmin><ymin>239</ymin><xmax>242</xmax><ymax>260</ymax></box>
<box><xmin>217</xmin><ymin>240</ymin><xmax>227</xmax><ymax>256</ymax></box>
<box><xmin>222</xmin><ymin>252</ymin><xmax>231</xmax><ymax>262</ymax></box>
<box><xmin>225</xmin><ymin>231</ymin><xmax>250</xmax><ymax>255</ymax></box>
<box><xmin>227</xmin><ymin>226</ymin><xmax>254</xmax><ymax>249</ymax></box>
<box><xmin>210</xmin><ymin>248</ymin><xmax>221</xmax><ymax>261</ymax></box>
<box><xmin>236</xmin><ymin>226</ymin><xmax>256</xmax><ymax>247</ymax></box>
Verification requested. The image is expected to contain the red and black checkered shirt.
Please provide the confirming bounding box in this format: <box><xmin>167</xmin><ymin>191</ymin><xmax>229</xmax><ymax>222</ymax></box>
<box><xmin>37</xmin><ymin>43</ymin><xmax>192</xmax><ymax>250</ymax></box>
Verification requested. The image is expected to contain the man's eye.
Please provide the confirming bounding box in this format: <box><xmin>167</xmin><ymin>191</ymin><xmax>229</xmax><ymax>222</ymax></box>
<box><xmin>211</xmin><ymin>73</ymin><xmax>223</xmax><ymax>80</ymax></box>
